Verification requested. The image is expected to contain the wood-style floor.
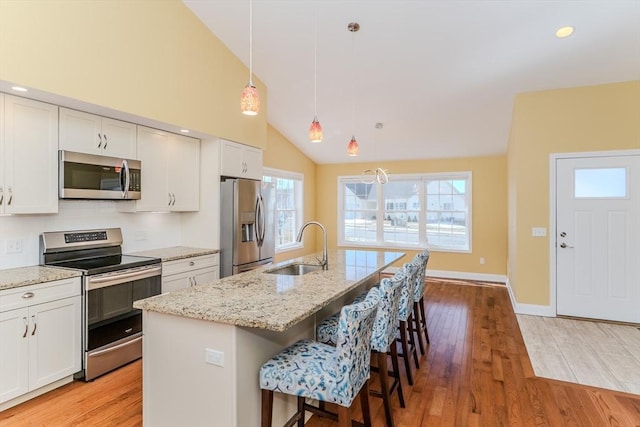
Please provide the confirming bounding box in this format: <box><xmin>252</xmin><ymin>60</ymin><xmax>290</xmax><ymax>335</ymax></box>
<box><xmin>1</xmin><ymin>278</ymin><xmax>639</xmax><ymax>426</ymax></box>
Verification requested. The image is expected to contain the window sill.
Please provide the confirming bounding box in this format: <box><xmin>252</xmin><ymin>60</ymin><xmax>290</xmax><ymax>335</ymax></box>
<box><xmin>275</xmin><ymin>243</ymin><xmax>304</xmax><ymax>254</ymax></box>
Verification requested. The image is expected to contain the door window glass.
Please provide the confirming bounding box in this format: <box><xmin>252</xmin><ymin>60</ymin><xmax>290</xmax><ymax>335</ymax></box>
<box><xmin>575</xmin><ymin>168</ymin><xmax>626</xmax><ymax>198</ymax></box>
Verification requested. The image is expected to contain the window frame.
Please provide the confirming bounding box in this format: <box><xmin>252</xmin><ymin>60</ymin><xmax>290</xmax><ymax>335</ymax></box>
<box><xmin>337</xmin><ymin>171</ymin><xmax>472</xmax><ymax>253</ymax></box>
<box><xmin>263</xmin><ymin>167</ymin><xmax>304</xmax><ymax>253</ymax></box>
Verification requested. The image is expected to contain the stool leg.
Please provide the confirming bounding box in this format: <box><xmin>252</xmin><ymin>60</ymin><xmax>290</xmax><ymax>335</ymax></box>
<box><xmin>376</xmin><ymin>351</ymin><xmax>395</xmax><ymax>427</ymax></box>
<box><xmin>360</xmin><ymin>379</ymin><xmax>372</xmax><ymax>427</ymax></box>
<box><xmin>413</xmin><ymin>301</ymin><xmax>426</xmax><ymax>355</ymax></box>
<box><xmin>407</xmin><ymin>313</ymin><xmax>420</xmax><ymax>370</ymax></box>
<box><xmin>337</xmin><ymin>404</ymin><xmax>351</xmax><ymax>427</ymax></box>
<box><xmin>261</xmin><ymin>389</ymin><xmax>273</xmax><ymax>427</ymax></box>
<box><xmin>399</xmin><ymin>320</ymin><xmax>414</xmax><ymax>385</ymax></box>
<box><xmin>420</xmin><ymin>296</ymin><xmax>430</xmax><ymax>344</ymax></box>
<box><xmin>297</xmin><ymin>396</ymin><xmax>305</xmax><ymax>427</ymax></box>
<box><xmin>389</xmin><ymin>343</ymin><xmax>405</xmax><ymax>408</ymax></box>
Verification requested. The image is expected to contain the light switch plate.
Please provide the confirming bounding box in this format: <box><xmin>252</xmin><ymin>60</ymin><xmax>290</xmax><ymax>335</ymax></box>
<box><xmin>531</xmin><ymin>227</ymin><xmax>547</xmax><ymax>237</ymax></box>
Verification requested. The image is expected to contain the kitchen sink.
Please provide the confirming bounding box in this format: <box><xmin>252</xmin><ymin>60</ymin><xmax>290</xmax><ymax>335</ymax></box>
<box><xmin>265</xmin><ymin>263</ymin><xmax>324</xmax><ymax>276</ymax></box>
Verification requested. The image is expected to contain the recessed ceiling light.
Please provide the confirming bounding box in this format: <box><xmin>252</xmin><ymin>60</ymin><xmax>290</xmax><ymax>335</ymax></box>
<box><xmin>555</xmin><ymin>26</ymin><xmax>574</xmax><ymax>38</ymax></box>
<box><xmin>180</xmin><ymin>129</ymin><xmax>190</xmax><ymax>133</ymax></box>
<box><xmin>11</xmin><ymin>86</ymin><xmax>28</xmax><ymax>92</ymax></box>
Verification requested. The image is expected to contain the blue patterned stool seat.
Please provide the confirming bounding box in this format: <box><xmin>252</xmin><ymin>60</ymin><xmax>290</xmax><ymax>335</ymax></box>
<box><xmin>260</xmin><ymin>287</ymin><xmax>380</xmax><ymax>427</ymax></box>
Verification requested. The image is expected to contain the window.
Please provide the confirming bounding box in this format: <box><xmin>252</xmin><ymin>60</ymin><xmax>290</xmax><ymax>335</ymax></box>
<box><xmin>263</xmin><ymin>168</ymin><xmax>304</xmax><ymax>252</ymax></box>
<box><xmin>338</xmin><ymin>172</ymin><xmax>471</xmax><ymax>252</ymax></box>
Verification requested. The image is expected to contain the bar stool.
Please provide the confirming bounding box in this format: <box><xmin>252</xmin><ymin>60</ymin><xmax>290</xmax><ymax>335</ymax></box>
<box><xmin>317</xmin><ymin>269</ymin><xmax>406</xmax><ymax>427</ymax></box>
<box><xmin>397</xmin><ymin>261</ymin><xmax>420</xmax><ymax>385</ymax></box>
<box><xmin>260</xmin><ymin>287</ymin><xmax>380</xmax><ymax>427</ymax></box>
<box><xmin>412</xmin><ymin>250</ymin><xmax>430</xmax><ymax>355</ymax></box>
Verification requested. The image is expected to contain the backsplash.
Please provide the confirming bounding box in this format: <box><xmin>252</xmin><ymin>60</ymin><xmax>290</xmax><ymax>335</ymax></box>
<box><xmin>0</xmin><ymin>200</ymin><xmax>182</xmax><ymax>270</ymax></box>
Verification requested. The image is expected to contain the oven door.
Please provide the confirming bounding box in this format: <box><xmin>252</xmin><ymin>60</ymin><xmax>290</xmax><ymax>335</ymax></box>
<box><xmin>84</xmin><ymin>264</ymin><xmax>160</xmax><ymax>380</ymax></box>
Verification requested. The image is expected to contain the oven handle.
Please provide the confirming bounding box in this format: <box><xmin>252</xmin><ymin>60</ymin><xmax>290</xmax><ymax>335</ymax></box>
<box><xmin>87</xmin><ymin>265</ymin><xmax>162</xmax><ymax>290</ymax></box>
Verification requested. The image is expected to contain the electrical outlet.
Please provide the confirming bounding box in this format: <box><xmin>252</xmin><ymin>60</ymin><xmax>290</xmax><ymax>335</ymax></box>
<box><xmin>479</xmin><ymin>257</ymin><xmax>485</xmax><ymax>265</ymax></box>
<box><xmin>134</xmin><ymin>230</ymin><xmax>147</xmax><ymax>241</ymax></box>
<box><xmin>6</xmin><ymin>239</ymin><xmax>23</xmax><ymax>253</ymax></box>
<box><xmin>205</xmin><ymin>348</ymin><xmax>224</xmax><ymax>367</ymax></box>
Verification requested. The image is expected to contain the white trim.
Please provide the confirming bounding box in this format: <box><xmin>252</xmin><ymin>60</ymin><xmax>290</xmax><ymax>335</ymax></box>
<box><xmin>382</xmin><ymin>266</ymin><xmax>506</xmax><ymax>284</ymax></box>
<box><xmin>549</xmin><ymin>149</ymin><xmax>640</xmax><ymax>321</ymax></box>
<box><xmin>506</xmin><ymin>278</ymin><xmax>555</xmax><ymax>317</ymax></box>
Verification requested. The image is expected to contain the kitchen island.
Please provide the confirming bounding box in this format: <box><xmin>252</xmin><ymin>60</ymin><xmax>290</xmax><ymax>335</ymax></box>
<box><xmin>134</xmin><ymin>249</ymin><xmax>404</xmax><ymax>427</ymax></box>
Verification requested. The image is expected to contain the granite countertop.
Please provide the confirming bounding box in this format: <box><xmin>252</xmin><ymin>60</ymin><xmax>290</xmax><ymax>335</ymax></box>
<box><xmin>134</xmin><ymin>249</ymin><xmax>405</xmax><ymax>332</ymax></box>
<box><xmin>128</xmin><ymin>246</ymin><xmax>219</xmax><ymax>262</ymax></box>
<box><xmin>0</xmin><ymin>266</ymin><xmax>82</xmax><ymax>291</ymax></box>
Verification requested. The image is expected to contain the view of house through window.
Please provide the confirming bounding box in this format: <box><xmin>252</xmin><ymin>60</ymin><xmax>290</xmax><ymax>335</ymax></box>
<box><xmin>263</xmin><ymin>168</ymin><xmax>303</xmax><ymax>252</ymax></box>
<box><xmin>339</xmin><ymin>172</ymin><xmax>471</xmax><ymax>252</ymax></box>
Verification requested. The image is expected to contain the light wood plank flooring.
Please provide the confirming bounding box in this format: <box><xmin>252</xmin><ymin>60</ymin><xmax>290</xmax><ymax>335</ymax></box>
<box><xmin>517</xmin><ymin>314</ymin><xmax>640</xmax><ymax>395</ymax></box>
<box><xmin>1</xmin><ymin>278</ymin><xmax>639</xmax><ymax>426</ymax></box>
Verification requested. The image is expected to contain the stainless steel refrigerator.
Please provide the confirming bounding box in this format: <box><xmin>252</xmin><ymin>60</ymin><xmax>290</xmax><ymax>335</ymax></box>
<box><xmin>220</xmin><ymin>177</ymin><xmax>275</xmax><ymax>277</ymax></box>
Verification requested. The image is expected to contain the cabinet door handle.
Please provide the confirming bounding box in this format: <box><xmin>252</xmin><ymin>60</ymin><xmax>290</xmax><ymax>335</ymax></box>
<box><xmin>193</xmin><ymin>276</ymin><xmax>197</xmax><ymax>286</ymax></box>
<box><xmin>171</xmin><ymin>193</ymin><xmax>176</xmax><ymax>206</ymax></box>
<box><xmin>98</xmin><ymin>133</ymin><xmax>102</xmax><ymax>148</ymax></box>
<box><xmin>0</xmin><ymin>186</ymin><xmax>3</xmax><ymax>204</ymax></box>
<box><xmin>7</xmin><ymin>187</ymin><xmax>12</xmax><ymax>205</ymax></box>
<box><xmin>23</xmin><ymin>317</ymin><xmax>28</xmax><ymax>338</ymax></box>
<box><xmin>31</xmin><ymin>315</ymin><xmax>37</xmax><ymax>336</ymax></box>
<box><xmin>22</xmin><ymin>292</ymin><xmax>35</xmax><ymax>299</ymax></box>
<box><xmin>168</xmin><ymin>193</ymin><xmax>172</xmax><ymax>206</ymax></box>
<box><xmin>103</xmin><ymin>134</ymin><xmax>108</xmax><ymax>149</ymax></box>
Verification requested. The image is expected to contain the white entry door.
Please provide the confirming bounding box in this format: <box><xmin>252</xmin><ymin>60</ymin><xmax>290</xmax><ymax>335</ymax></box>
<box><xmin>556</xmin><ymin>154</ymin><xmax>640</xmax><ymax>323</ymax></box>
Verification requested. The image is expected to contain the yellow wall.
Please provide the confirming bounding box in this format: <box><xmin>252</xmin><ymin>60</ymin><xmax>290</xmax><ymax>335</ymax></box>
<box><xmin>508</xmin><ymin>80</ymin><xmax>640</xmax><ymax>305</ymax></box>
<box><xmin>0</xmin><ymin>0</ymin><xmax>266</xmax><ymax>148</ymax></box>
<box><xmin>263</xmin><ymin>125</ymin><xmax>317</xmax><ymax>261</ymax></box>
<box><xmin>316</xmin><ymin>156</ymin><xmax>508</xmax><ymax>274</ymax></box>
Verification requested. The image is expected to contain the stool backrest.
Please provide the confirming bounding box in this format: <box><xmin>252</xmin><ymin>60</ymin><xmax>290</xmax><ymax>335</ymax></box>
<box><xmin>334</xmin><ymin>286</ymin><xmax>380</xmax><ymax>405</ymax></box>
<box><xmin>371</xmin><ymin>268</ymin><xmax>405</xmax><ymax>352</ymax></box>
<box><xmin>398</xmin><ymin>262</ymin><xmax>418</xmax><ymax>321</ymax></box>
<box><xmin>413</xmin><ymin>249</ymin><xmax>430</xmax><ymax>301</ymax></box>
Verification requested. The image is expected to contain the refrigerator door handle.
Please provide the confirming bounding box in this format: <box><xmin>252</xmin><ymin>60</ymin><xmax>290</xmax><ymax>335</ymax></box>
<box><xmin>259</xmin><ymin>195</ymin><xmax>266</xmax><ymax>244</ymax></box>
<box><xmin>255</xmin><ymin>196</ymin><xmax>263</xmax><ymax>247</ymax></box>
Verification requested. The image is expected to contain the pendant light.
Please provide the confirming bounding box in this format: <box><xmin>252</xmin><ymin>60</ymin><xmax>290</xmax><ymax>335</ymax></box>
<box><xmin>241</xmin><ymin>0</ymin><xmax>260</xmax><ymax>115</ymax></box>
<box><xmin>309</xmin><ymin>14</ymin><xmax>323</xmax><ymax>143</ymax></box>
<box><xmin>347</xmin><ymin>22</ymin><xmax>360</xmax><ymax>156</ymax></box>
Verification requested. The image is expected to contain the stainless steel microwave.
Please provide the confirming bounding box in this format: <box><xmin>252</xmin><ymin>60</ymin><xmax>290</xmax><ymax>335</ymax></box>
<box><xmin>59</xmin><ymin>150</ymin><xmax>141</xmax><ymax>200</ymax></box>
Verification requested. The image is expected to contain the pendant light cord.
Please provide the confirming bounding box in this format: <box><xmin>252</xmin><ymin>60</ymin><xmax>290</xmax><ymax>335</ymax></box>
<box><xmin>314</xmin><ymin>15</ymin><xmax>318</xmax><ymax>118</ymax></box>
<box><xmin>351</xmin><ymin>28</ymin><xmax>355</xmax><ymax>138</ymax></box>
<box><xmin>249</xmin><ymin>0</ymin><xmax>253</xmax><ymax>85</ymax></box>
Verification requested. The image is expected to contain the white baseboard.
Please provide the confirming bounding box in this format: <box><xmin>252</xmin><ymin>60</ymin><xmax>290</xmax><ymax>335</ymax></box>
<box><xmin>382</xmin><ymin>267</ymin><xmax>506</xmax><ymax>284</ymax></box>
<box><xmin>506</xmin><ymin>279</ymin><xmax>555</xmax><ymax>317</ymax></box>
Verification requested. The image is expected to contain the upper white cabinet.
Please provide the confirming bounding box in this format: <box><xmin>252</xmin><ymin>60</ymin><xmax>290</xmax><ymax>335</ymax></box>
<box><xmin>0</xmin><ymin>277</ymin><xmax>81</xmax><ymax>405</ymax></box>
<box><xmin>59</xmin><ymin>108</ymin><xmax>136</xmax><ymax>159</ymax></box>
<box><xmin>135</xmin><ymin>126</ymin><xmax>200</xmax><ymax>212</ymax></box>
<box><xmin>219</xmin><ymin>139</ymin><xmax>263</xmax><ymax>180</ymax></box>
<box><xmin>0</xmin><ymin>94</ymin><xmax>58</xmax><ymax>214</ymax></box>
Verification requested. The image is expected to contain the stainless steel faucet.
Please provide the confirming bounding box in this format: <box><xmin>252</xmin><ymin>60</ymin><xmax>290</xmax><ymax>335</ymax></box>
<box><xmin>296</xmin><ymin>221</ymin><xmax>328</xmax><ymax>270</ymax></box>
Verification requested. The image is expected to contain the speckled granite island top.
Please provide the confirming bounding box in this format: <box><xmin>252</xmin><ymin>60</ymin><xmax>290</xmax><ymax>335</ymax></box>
<box><xmin>128</xmin><ymin>246</ymin><xmax>219</xmax><ymax>262</ymax></box>
<box><xmin>0</xmin><ymin>266</ymin><xmax>82</xmax><ymax>291</ymax></box>
<box><xmin>134</xmin><ymin>249</ymin><xmax>404</xmax><ymax>331</ymax></box>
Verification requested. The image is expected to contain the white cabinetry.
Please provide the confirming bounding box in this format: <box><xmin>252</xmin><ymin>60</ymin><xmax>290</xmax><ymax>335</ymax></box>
<box><xmin>220</xmin><ymin>139</ymin><xmax>263</xmax><ymax>180</ymax></box>
<box><xmin>162</xmin><ymin>254</ymin><xmax>219</xmax><ymax>294</ymax></box>
<box><xmin>59</xmin><ymin>107</ymin><xmax>136</xmax><ymax>159</ymax></box>
<box><xmin>135</xmin><ymin>126</ymin><xmax>200</xmax><ymax>212</ymax></box>
<box><xmin>0</xmin><ymin>278</ymin><xmax>81</xmax><ymax>405</ymax></box>
<box><xmin>0</xmin><ymin>94</ymin><xmax>59</xmax><ymax>214</ymax></box>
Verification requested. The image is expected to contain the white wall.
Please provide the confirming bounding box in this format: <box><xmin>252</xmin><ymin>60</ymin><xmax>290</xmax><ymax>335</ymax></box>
<box><xmin>0</xmin><ymin>200</ymin><xmax>183</xmax><ymax>269</ymax></box>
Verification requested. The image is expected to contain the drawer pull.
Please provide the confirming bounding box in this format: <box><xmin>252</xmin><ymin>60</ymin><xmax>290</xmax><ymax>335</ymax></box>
<box><xmin>189</xmin><ymin>261</ymin><xmax>195</xmax><ymax>266</ymax></box>
<box><xmin>22</xmin><ymin>292</ymin><xmax>35</xmax><ymax>299</ymax></box>
<box><xmin>23</xmin><ymin>317</ymin><xmax>28</xmax><ymax>338</ymax></box>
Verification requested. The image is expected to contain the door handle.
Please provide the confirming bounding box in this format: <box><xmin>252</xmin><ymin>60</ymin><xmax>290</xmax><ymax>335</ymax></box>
<box><xmin>560</xmin><ymin>243</ymin><xmax>574</xmax><ymax>248</ymax></box>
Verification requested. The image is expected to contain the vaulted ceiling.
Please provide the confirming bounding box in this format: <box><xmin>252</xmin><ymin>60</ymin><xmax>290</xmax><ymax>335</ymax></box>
<box><xmin>184</xmin><ymin>1</ymin><xmax>640</xmax><ymax>164</ymax></box>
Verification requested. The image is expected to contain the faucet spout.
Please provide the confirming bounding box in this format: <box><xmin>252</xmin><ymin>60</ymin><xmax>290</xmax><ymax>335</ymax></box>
<box><xmin>296</xmin><ymin>221</ymin><xmax>328</xmax><ymax>270</ymax></box>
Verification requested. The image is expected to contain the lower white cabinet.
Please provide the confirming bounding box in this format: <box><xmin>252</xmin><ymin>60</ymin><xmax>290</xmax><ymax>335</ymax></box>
<box><xmin>0</xmin><ymin>278</ymin><xmax>81</xmax><ymax>405</ymax></box>
<box><xmin>162</xmin><ymin>254</ymin><xmax>219</xmax><ymax>294</ymax></box>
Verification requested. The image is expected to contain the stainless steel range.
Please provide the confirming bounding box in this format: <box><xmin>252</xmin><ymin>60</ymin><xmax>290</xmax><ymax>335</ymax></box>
<box><xmin>40</xmin><ymin>228</ymin><xmax>161</xmax><ymax>381</ymax></box>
